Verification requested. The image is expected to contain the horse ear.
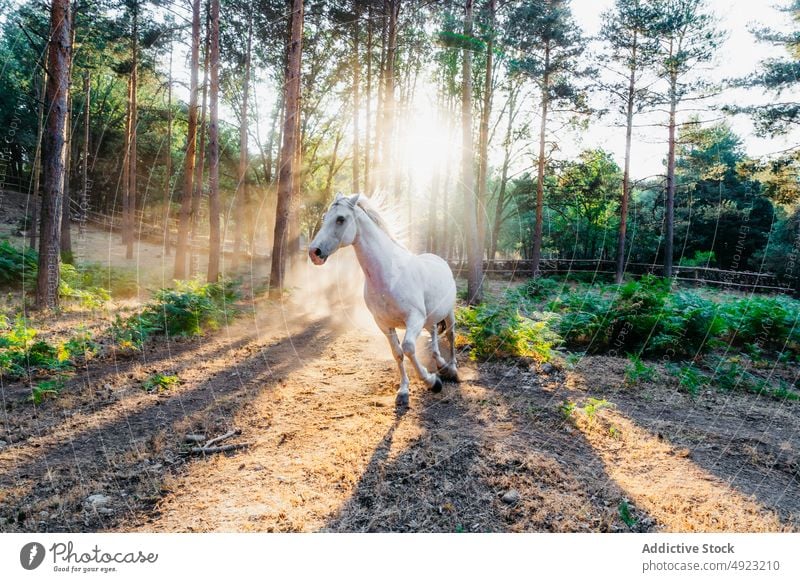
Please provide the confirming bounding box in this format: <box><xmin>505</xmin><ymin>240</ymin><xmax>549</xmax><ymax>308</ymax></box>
<box><xmin>347</xmin><ymin>194</ymin><xmax>361</xmax><ymax>208</ymax></box>
<box><xmin>334</xmin><ymin>192</ymin><xmax>344</xmax><ymax>201</ymax></box>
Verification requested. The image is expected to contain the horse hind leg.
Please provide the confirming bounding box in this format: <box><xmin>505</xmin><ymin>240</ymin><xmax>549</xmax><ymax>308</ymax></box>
<box><xmin>402</xmin><ymin>317</ymin><xmax>442</xmax><ymax>393</ymax></box>
<box><xmin>439</xmin><ymin>311</ymin><xmax>460</xmax><ymax>382</ymax></box>
<box><xmin>430</xmin><ymin>322</ymin><xmax>457</xmax><ymax>383</ymax></box>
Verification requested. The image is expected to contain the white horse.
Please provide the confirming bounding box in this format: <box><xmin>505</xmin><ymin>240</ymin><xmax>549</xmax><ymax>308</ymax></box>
<box><xmin>308</xmin><ymin>193</ymin><xmax>459</xmax><ymax>406</ymax></box>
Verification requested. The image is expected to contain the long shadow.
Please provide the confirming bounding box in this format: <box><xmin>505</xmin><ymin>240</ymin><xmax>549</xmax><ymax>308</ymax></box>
<box><xmin>604</xmin><ymin>387</ymin><xmax>800</xmax><ymax>527</ymax></box>
<box><xmin>0</xmin><ymin>317</ymin><xmax>339</xmax><ymax>533</ymax></box>
<box><xmin>324</xmin><ymin>360</ymin><xmax>642</xmax><ymax>532</ymax></box>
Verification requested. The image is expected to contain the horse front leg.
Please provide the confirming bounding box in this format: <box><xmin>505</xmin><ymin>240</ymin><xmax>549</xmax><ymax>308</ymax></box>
<box><xmin>402</xmin><ymin>316</ymin><xmax>442</xmax><ymax>394</ymax></box>
<box><xmin>383</xmin><ymin>327</ymin><xmax>410</xmax><ymax>406</ymax></box>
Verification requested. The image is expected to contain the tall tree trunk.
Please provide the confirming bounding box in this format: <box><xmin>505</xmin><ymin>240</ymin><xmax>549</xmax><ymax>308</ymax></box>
<box><xmin>207</xmin><ymin>0</ymin><xmax>220</xmax><ymax>282</ymax></box>
<box><xmin>269</xmin><ymin>0</ymin><xmax>304</xmax><ymax>295</ymax></box>
<box><xmin>233</xmin><ymin>18</ymin><xmax>252</xmax><ymax>268</ymax></box>
<box><xmin>352</xmin><ymin>0</ymin><xmax>361</xmax><ymax>193</ymax></box>
<box><xmin>60</xmin><ymin>19</ymin><xmax>77</xmax><ymax>262</ymax></box>
<box><xmin>531</xmin><ymin>42</ymin><xmax>551</xmax><ymax>278</ymax></box>
<box><xmin>122</xmin><ymin>73</ymin><xmax>131</xmax><ymax>247</ymax></box>
<box><xmin>191</xmin><ymin>8</ymin><xmax>210</xmax><ymax>277</ymax></box>
<box><xmin>60</xmin><ymin>49</ymin><xmax>74</xmax><ymax>262</ymax></box>
<box><xmin>125</xmin><ymin>8</ymin><xmax>138</xmax><ymax>260</ymax></box>
<box><xmin>30</xmin><ymin>58</ymin><xmax>48</xmax><ymax>250</ymax></box>
<box><xmin>476</xmin><ymin>0</ymin><xmax>495</xmax><ymax>260</ymax></box>
<box><xmin>80</xmin><ymin>71</ymin><xmax>90</xmax><ymax>236</ymax></box>
<box><xmin>365</xmin><ymin>1</ymin><xmax>373</xmax><ymax>194</ymax></box>
<box><xmin>381</xmin><ymin>0</ymin><xmax>399</xmax><ymax>193</ymax></box>
<box><xmin>490</xmin><ymin>81</ymin><xmax>517</xmax><ymax>261</ymax></box>
<box><xmin>462</xmin><ymin>0</ymin><xmax>482</xmax><ymax>304</ymax></box>
<box><xmin>664</xmin><ymin>70</ymin><xmax>677</xmax><ymax>278</ymax></box>
<box><xmin>164</xmin><ymin>45</ymin><xmax>173</xmax><ymax>255</ymax></box>
<box><xmin>36</xmin><ymin>0</ymin><xmax>71</xmax><ymax>310</ymax></box>
<box><xmin>616</xmin><ymin>33</ymin><xmax>637</xmax><ymax>284</ymax></box>
<box><xmin>174</xmin><ymin>0</ymin><xmax>201</xmax><ymax>280</ymax></box>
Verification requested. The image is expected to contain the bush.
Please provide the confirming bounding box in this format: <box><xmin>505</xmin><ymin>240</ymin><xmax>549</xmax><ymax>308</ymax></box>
<box><xmin>113</xmin><ymin>280</ymin><xmax>239</xmax><ymax>347</ymax></box>
<box><xmin>0</xmin><ymin>239</ymin><xmax>37</xmax><ymax>286</ymax></box>
<box><xmin>721</xmin><ymin>296</ymin><xmax>800</xmax><ymax>354</ymax></box>
<box><xmin>69</xmin><ymin>263</ymin><xmax>138</xmax><ymax>298</ymax></box>
<box><xmin>551</xmin><ymin>276</ymin><xmax>727</xmax><ymax>357</ymax></box>
<box><xmin>456</xmin><ymin>301</ymin><xmax>561</xmax><ymax>362</ymax></box>
<box><xmin>679</xmin><ymin>250</ymin><xmax>716</xmax><ymax>267</ymax></box>
<box><xmin>0</xmin><ymin>316</ymin><xmax>63</xmax><ymax>379</ymax></box>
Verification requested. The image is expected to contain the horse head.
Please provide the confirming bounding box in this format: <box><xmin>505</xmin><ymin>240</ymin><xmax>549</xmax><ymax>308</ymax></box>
<box><xmin>308</xmin><ymin>193</ymin><xmax>361</xmax><ymax>265</ymax></box>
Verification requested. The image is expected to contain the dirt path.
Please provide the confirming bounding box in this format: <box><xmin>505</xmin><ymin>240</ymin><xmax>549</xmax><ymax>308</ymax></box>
<box><xmin>1</xmin><ymin>296</ymin><xmax>798</xmax><ymax>532</ymax></box>
<box><xmin>1</xmin><ymin>221</ymin><xmax>798</xmax><ymax>532</ymax></box>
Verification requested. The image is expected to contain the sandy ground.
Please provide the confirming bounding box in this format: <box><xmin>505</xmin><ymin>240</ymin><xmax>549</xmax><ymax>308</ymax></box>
<box><xmin>0</xmin><ymin>206</ymin><xmax>798</xmax><ymax>532</ymax></box>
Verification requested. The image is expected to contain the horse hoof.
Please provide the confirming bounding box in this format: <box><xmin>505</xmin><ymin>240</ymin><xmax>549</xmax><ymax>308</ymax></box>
<box><xmin>438</xmin><ymin>365</ymin><xmax>460</xmax><ymax>383</ymax></box>
<box><xmin>431</xmin><ymin>376</ymin><xmax>443</xmax><ymax>393</ymax></box>
<box><xmin>395</xmin><ymin>392</ymin><xmax>409</xmax><ymax>407</ymax></box>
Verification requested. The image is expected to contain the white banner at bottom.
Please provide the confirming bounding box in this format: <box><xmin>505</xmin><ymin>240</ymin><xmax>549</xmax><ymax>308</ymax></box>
<box><xmin>1</xmin><ymin>533</ymin><xmax>798</xmax><ymax>581</ymax></box>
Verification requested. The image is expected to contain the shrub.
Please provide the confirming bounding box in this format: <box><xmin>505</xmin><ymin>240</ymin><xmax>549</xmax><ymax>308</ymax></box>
<box><xmin>142</xmin><ymin>373</ymin><xmax>180</xmax><ymax>393</ymax></box>
<box><xmin>456</xmin><ymin>302</ymin><xmax>561</xmax><ymax>362</ymax></box>
<box><xmin>112</xmin><ymin>280</ymin><xmax>239</xmax><ymax>347</ymax></box>
<box><xmin>721</xmin><ymin>296</ymin><xmax>800</xmax><ymax>354</ymax></box>
<box><xmin>30</xmin><ymin>377</ymin><xmax>65</xmax><ymax>405</ymax></box>
<box><xmin>0</xmin><ymin>240</ymin><xmax>37</xmax><ymax>286</ymax></box>
<box><xmin>552</xmin><ymin>276</ymin><xmax>727</xmax><ymax>357</ymax></box>
<box><xmin>0</xmin><ymin>316</ymin><xmax>64</xmax><ymax>379</ymax></box>
<box><xmin>624</xmin><ymin>354</ymin><xmax>657</xmax><ymax>385</ymax></box>
<box><xmin>679</xmin><ymin>250</ymin><xmax>716</xmax><ymax>267</ymax></box>
<box><xmin>549</xmin><ymin>290</ymin><xmax>613</xmax><ymax>347</ymax></box>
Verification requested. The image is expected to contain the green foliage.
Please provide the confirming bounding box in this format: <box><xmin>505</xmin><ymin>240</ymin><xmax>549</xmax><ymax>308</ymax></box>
<box><xmin>0</xmin><ymin>316</ymin><xmax>64</xmax><ymax>378</ymax></box>
<box><xmin>0</xmin><ymin>240</ymin><xmax>37</xmax><ymax>286</ymax></box>
<box><xmin>618</xmin><ymin>499</ymin><xmax>638</xmax><ymax>529</ymax></box>
<box><xmin>670</xmin><ymin>364</ymin><xmax>707</xmax><ymax>396</ymax></box>
<box><xmin>552</xmin><ymin>276</ymin><xmax>726</xmax><ymax>357</ymax></box>
<box><xmin>142</xmin><ymin>373</ymin><xmax>179</xmax><ymax>393</ymax></box>
<box><xmin>516</xmin><ymin>277</ymin><xmax>561</xmax><ymax>300</ymax></box>
<box><xmin>30</xmin><ymin>377</ymin><xmax>66</xmax><ymax>405</ymax></box>
<box><xmin>113</xmin><ymin>280</ymin><xmax>239</xmax><ymax>347</ymax></box>
<box><xmin>624</xmin><ymin>354</ymin><xmax>657</xmax><ymax>385</ymax></box>
<box><xmin>61</xmin><ymin>263</ymin><xmax>138</xmax><ymax>299</ymax></box>
<box><xmin>721</xmin><ymin>296</ymin><xmax>800</xmax><ymax>353</ymax></box>
<box><xmin>456</xmin><ymin>301</ymin><xmax>560</xmax><ymax>362</ymax></box>
<box><xmin>678</xmin><ymin>250</ymin><xmax>716</xmax><ymax>267</ymax></box>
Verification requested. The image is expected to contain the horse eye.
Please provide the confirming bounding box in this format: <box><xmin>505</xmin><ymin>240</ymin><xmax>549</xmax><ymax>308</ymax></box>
<box><xmin>336</xmin><ymin>216</ymin><xmax>345</xmax><ymax>225</ymax></box>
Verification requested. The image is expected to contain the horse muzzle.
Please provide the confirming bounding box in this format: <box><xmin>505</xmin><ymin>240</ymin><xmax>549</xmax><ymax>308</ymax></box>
<box><xmin>309</xmin><ymin>247</ymin><xmax>328</xmax><ymax>265</ymax></box>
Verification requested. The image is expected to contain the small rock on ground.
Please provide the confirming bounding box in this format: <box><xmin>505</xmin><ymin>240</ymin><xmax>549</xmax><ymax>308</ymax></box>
<box><xmin>501</xmin><ymin>489</ymin><xmax>521</xmax><ymax>505</ymax></box>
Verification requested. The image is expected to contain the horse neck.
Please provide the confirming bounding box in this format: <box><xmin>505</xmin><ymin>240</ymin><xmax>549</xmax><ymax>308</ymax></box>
<box><xmin>352</xmin><ymin>208</ymin><xmax>405</xmax><ymax>285</ymax></box>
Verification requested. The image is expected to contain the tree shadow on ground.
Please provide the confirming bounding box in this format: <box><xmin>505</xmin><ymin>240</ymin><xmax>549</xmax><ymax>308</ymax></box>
<box><xmin>0</xmin><ymin>317</ymin><xmax>339</xmax><ymax>532</ymax></box>
<box><xmin>323</xmin><ymin>358</ymin><xmax>646</xmax><ymax>532</ymax></box>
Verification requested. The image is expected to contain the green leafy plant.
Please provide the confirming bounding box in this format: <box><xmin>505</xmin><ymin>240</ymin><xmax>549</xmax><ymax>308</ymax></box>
<box><xmin>142</xmin><ymin>373</ymin><xmax>180</xmax><ymax>393</ymax></box>
<box><xmin>0</xmin><ymin>317</ymin><xmax>64</xmax><ymax>378</ymax></box>
<box><xmin>30</xmin><ymin>377</ymin><xmax>66</xmax><ymax>405</ymax></box>
<box><xmin>618</xmin><ymin>499</ymin><xmax>638</xmax><ymax>529</ymax></box>
<box><xmin>0</xmin><ymin>239</ymin><xmax>38</xmax><ymax>286</ymax></box>
<box><xmin>678</xmin><ymin>250</ymin><xmax>716</xmax><ymax>267</ymax></box>
<box><xmin>669</xmin><ymin>364</ymin><xmax>707</xmax><ymax>396</ymax></box>
<box><xmin>112</xmin><ymin>280</ymin><xmax>240</xmax><ymax>348</ymax></box>
<box><xmin>456</xmin><ymin>302</ymin><xmax>561</xmax><ymax>361</ymax></box>
<box><xmin>624</xmin><ymin>354</ymin><xmax>657</xmax><ymax>385</ymax></box>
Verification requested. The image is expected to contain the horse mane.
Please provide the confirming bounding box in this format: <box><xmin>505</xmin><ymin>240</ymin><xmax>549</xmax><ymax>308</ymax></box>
<box><xmin>346</xmin><ymin>194</ymin><xmax>407</xmax><ymax>249</ymax></box>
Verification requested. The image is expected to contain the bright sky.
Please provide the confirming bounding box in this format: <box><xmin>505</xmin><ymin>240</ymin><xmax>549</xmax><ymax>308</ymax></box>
<box><xmin>570</xmin><ymin>0</ymin><xmax>798</xmax><ymax>179</ymax></box>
